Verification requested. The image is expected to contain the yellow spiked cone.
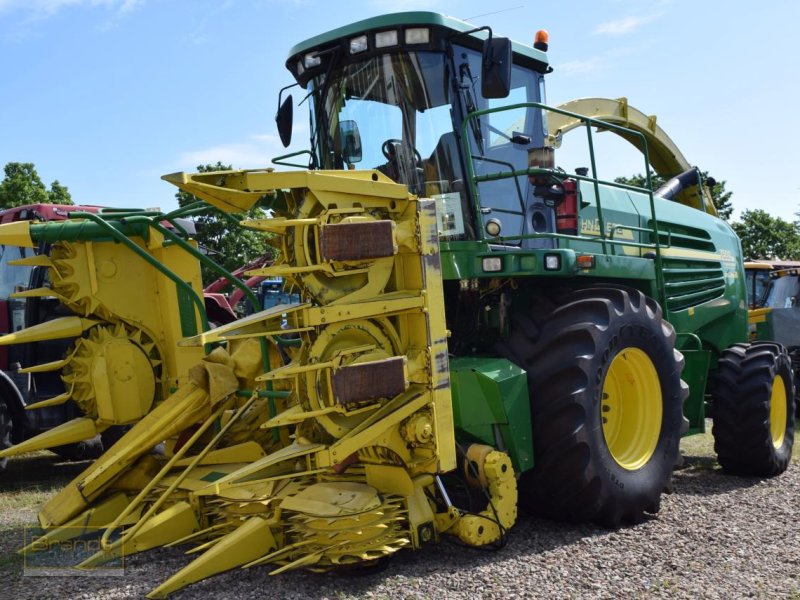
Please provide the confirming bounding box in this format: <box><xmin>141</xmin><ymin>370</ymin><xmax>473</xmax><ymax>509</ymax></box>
<box><xmin>146</xmin><ymin>517</ymin><xmax>277</xmax><ymax>600</ymax></box>
<box><xmin>7</xmin><ymin>254</ymin><xmax>54</xmax><ymax>268</ymax></box>
<box><xmin>0</xmin><ymin>220</ymin><xmax>34</xmax><ymax>247</ymax></box>
<box><xmin>19</xmin><ymin>493</ymin><xmax>131</xmax><ymax>555</ymax></box>
<box><xmin>18</xmin><ymin>358</ymin><xmax>70</xmax><ymax>374</ymax></box>
<box><xmin>24</xmin><ymin>391</ymin><xmax>72</xmax><ymax>410</ymax></box>
<box><xmin>0</xmin><ymin>417</ymin><xmax>97</xmax><ymax>459</ymax></box>
<box><xmin>11</xmin><ymin>287</ymin><xmax>68</xmax><ymax>301</ymax></box>
<box><xmin>79</xmin><ymin>501</ymin><xmax>199</xmax><ymax>568</ymax></box>
<box><xmin>0</xmin><ymin>316</ymin><xmax>97</xmax><ymax>346</ymax></box>
<box><xmin>39</xmin><ymin>383</ymin><xmax>211</xmax><ymax>528</ymax></box>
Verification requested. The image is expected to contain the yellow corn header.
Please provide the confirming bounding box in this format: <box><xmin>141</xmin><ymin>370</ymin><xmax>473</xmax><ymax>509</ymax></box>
<box><xmin>21</xmin><ymin>170</ymin><xmax>517</xmax><ymax>598</ymax></box>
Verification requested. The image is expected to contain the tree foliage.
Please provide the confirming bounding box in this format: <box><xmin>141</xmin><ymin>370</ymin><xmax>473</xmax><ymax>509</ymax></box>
<box><xmin>175</xmin><ymin>162</ymin><xmax>273</xmax><ymax>285</ymax></box>
<box><xmin>614</xmin><ymin>170</ymin><xmax>733</xmax><ymax>220</ymax></box>
<box><xmin>0</xmin><ymin>162</ymin><xmax>74</xmax><ymax>208</ymax></box>
<box><xmin>732</xmin><ymin>210</ymin><xmax>800</xmax><ymax>260</ymax></box>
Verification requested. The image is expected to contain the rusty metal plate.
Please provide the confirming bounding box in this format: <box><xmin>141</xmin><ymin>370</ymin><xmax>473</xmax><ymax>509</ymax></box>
<box><xmin>319</xmin><ymin>221</ymin><xmax>394</xmax><ymax>262</ymax></box>
<box><xmin>331</xmin><ymin>357</ymin><xmax>406</xmax><ymax>404</ymax></box>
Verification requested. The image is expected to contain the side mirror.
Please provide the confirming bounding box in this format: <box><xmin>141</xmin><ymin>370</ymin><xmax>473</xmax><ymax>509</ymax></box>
<box><xmin>338</xmin><ymin>120</ymin><xmax>362</xmax><ymax>164</ymax></box>
<box><xmin>276</xmin><ymin>94</ymin><xmax>293</xmax><ymax>148</ymax></box>
<box><xmin>481</xmin><ymin>37</ymin><xmax>512</xmax><ymax>99</ymax></box>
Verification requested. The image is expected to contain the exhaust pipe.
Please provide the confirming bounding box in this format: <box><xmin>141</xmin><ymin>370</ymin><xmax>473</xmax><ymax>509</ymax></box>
<box><xmin>654</xmin><ymin>167</ymin><xmax>700</xmax><ymax>201</ymax></box>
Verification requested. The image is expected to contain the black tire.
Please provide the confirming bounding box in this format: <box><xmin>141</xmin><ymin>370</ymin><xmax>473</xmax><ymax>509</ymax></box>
<box><xmin>0</xmin><ymin>397</ymin><xmax>11</xmax><ymax>470</ymax></box>
<box><xmin>790</xmin><ymin>349</ymin><xmax>800</xmax><ymax>418</ymax></box>
<box><xmin>711</xmin><ymin>342</ymin><xmax>795</xmax><ymax>476</ymax></box>
<box><xmin>503</xmin><ymin>287</ymin><xmax>686</xmax><ymax>526</ymax></box>
<box><xmin>100</xmin><ymin>425</ymin><xmax>128</xmax><ymax>452</ymax></box>
<box><xmin>52</xmin><ymin>436</ymin><xmax>104</xmax><ymax>461</ymax></box>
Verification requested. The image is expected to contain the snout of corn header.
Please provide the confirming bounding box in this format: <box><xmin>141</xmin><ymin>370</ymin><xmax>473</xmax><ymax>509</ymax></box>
<box><xmin>0</xmin><ymin>220</ymin><xmax>34</xmax><ymax>247</ymax></box>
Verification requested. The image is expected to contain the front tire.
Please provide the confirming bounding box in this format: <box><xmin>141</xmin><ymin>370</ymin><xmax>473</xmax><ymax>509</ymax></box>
<box><xmin>712</xmin><ymin>342</ymin><xmax>795</xmax><ymax>476</ymax></box>
<box><xmin>505</xmin><ymin>288</ymin><xmax>686</xmax><ymax>526</ymax></box>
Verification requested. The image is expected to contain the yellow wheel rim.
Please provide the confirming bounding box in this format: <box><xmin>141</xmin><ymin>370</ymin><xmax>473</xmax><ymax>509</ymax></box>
<box><xmin>601</xmin><ymin>348</ymin><xmax>662</xmax><ymax>471</ymax></box>
<box><xmin>770</xmin><ymin>375</ymin><xmax>787</xmax><ymax>449</ymax></box>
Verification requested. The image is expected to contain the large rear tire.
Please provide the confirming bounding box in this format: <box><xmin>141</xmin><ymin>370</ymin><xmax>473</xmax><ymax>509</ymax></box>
<box><xmin>711</xmin><ymin>342</ymin><xmax>795</xmax><ymax>476</ymax></box>
<box><xmin>504</xmin><ymin>288</ymin><xmax>686</xmax><ymax>526</ymax></box>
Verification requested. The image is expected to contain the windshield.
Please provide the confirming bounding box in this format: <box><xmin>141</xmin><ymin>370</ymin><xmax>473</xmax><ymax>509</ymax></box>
<box><xmin>309</xmin><ymin>51</ymin><xmax>455</xmax><ymax>181</ymax></box>
<box><xmin>308</xmin><ymin>51</ymin><xmax>472</xmax><ymax>238</ymax></box>
<box><xmin>765</xmin><ymin>275</ymin><xmax>800</xmax><ymax>308</ymax></box>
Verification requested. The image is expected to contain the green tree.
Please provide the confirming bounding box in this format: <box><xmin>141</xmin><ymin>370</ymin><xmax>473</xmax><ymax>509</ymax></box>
<box><xmin>0</xmin><ymin>162</ymin><xmax>74</xmax><ymax>208</ymax></box>
<box><xmin>48</xmin><ymin>179</ymin><xmax>73</xmax><ymax>205</ymax></box>
<box><xmin>614</xmin><ymin>170</ymin><xmax>732</xmax><ymax>220</ymax></box>
<box><xmin>732</xmin><ymin>209</ymin><xmax>800</xmax><ymax>260</ymax></box>
<box><xmin>175</xmin><ymin>162</ymin><xmax>272</xmax><ymax>285</ymax></box>
<box><xmin>705</xmin><ymin>175</ymin><xmax>733</xmax><ymax>221</ymax></box>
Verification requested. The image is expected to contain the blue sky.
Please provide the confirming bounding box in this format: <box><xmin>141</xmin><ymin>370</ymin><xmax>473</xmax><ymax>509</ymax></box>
<box><xmin>1</xmin><ymin>0</ymin><xmax>798</xmax><ymax>220</ymax></box>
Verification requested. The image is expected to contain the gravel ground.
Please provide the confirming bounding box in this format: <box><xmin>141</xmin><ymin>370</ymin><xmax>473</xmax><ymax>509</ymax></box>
<box><xmin>2</xmin><ymin>431</ymin><xmax>799</xmax><ymax>600</ymax></box>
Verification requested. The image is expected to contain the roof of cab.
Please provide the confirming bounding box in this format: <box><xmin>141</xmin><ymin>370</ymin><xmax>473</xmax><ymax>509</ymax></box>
<box><xmin>287</xmin><ymin>11</ymin><xmax>548</xmax><ymax>66</ymax></box>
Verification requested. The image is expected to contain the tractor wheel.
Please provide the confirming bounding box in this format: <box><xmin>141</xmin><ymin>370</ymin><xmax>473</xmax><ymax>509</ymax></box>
<box><xmin>0</xmin><ymin>397</ymin><xmax>11</xmax><ymax>470</ymax></box>
<box><xmin>506</xmin><ymin>287</ymin><xmax>686</xmax><ymax>526</ymax></box>
<box><xmin>711</xmin><ymin>342</ymin><xmax>795</xmax><ymax>476</ymax></box>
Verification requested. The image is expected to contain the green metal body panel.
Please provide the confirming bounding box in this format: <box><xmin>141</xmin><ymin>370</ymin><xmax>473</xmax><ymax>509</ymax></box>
<box><xmin>680</xmin><ymin>348</ymin><xmax>712</xmax><ymax>434</ymax></box>
<box><xmin>440</xmin><ymin>242</ymin><xmax>657</xmax><ymax>284</ymax></box>
<box><xmin>443</xmin><ymin>179</ymin><xmax>749</xmax><ymax>354</ymax></box>
<box><xmin>450</xmin><ymin>356</ymin><xmax>533</xmax><ymax>473</ymax></box>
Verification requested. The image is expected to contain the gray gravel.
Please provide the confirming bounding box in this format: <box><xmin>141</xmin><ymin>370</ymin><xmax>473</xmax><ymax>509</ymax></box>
<box><xmin>3</xmin><ymin>444</ymin><xmax>800</xmax><ymax>599</ymax></box>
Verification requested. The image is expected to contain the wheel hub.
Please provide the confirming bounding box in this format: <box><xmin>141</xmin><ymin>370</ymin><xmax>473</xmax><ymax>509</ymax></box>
<box><xmin>770</xmin><ymin>375</ymin><xmax>787</xmax><ymax>449</ymax></box>
<box><xmin>601</xmin><ymin>348</ymin><xmax>662</xmax><ymax>470</ymax></box>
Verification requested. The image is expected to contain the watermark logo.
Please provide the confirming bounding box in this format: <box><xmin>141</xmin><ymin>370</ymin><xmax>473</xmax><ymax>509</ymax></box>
<box><xmin>22</xmin><ymin>527</ymin><xmax>125</xmax><ymax>577</ymax></box>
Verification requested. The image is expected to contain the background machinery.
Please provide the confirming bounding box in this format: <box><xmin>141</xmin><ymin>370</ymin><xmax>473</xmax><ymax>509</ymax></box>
<box><xmin>8</xmin><ymin>11</ymin><xmax>795</xmax><ymax>597</ymax></box>
<box><xmin>745</xmin><ymin>261</ymin><xmax>800</xmax><ymax>415</ymax></box>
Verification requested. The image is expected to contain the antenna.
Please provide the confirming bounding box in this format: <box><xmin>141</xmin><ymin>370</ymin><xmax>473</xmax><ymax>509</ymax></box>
<box><xmin>463</xmin><ymin>6</ymin><xmax>524</xmax><ymax>21</ymax></box>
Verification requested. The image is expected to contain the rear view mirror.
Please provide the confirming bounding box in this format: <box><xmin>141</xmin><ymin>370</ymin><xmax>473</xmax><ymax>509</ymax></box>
<box><xmin>276</xmin><ymin>94</ymin><xmax>293</xmax><ymax>148</ymax></box>
<box><xmin>339</xmin><ymin>120</ymin><xmax>362</xmax><ymax>164</ymax></box>
<box><xmin>481</xmin><ymin>37</ymin><xmax>512</xmax><ymax>99</ymax></box>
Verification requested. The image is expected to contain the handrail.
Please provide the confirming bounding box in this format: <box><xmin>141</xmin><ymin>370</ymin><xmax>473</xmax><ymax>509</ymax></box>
<box><xmin>460</xmin><ymin>101</ymin><xmax>667</xmax><ymax>312</ymax></box>
<box><xmin>272</xmin><ymin>150</ymin><xmax>314</xmax><ymax>169</ymax></box>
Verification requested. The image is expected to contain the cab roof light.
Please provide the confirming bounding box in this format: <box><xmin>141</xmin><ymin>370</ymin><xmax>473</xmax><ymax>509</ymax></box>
<box><xmin>534</xmin><ymin>30</ymin><xmax>549</xmax><ymax>52</ymax></box>
<box><xmin>375</xmin><ymin>30</ymin><xmax>398</xmax><ymax>48</ymax></box>
<box><xmin>349</xmin><ymin>35</ymin><xmax>368</xmax><ymax>54</ymax></box>
<box><xmin>405</xmin><ymin>27</ymin><xmax>429</xmax><ymax>44</ymax></box>
<box><xmin>304</xmin><ymin>53</ymin><xmax>321</xmax><ymax>68</ymax></box>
